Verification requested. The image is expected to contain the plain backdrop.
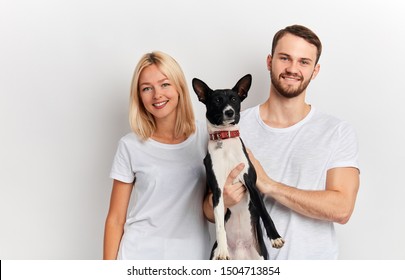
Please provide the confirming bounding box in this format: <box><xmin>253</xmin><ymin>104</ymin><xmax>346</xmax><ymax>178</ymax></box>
<box><xmin>1</xmin><ymin>0</ymin><xmax>404</xmax><ymax>259</ymax></box>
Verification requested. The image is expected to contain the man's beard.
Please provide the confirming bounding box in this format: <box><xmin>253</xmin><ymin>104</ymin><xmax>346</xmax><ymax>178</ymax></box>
<box><xmin>270</xmin><ymin>70</ymin><xmax>312</xmax><ymax>99</ymax></box>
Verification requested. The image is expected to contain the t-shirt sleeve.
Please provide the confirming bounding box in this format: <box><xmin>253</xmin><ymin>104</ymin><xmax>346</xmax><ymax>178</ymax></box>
<box><xmin>109</xmin><ymin>139</ymin><xmax>135</xmax><ymax>183</ymax></box>
<box><xmin>327</xmin><ymin>121</ymin><xmax>360</xmax><ymax>171</ymax></box>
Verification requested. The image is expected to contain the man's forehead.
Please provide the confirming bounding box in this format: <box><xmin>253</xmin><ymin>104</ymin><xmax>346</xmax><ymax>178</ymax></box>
<box><xmin>275</xmin><ymin>34</ymin><xmax>317</xmax><ymax>60</ymax></box>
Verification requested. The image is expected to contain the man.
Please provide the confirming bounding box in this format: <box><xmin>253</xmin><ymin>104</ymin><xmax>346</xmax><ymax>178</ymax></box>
<box><xmin>203</xmin><ymin>25</ymin><xmax>360</xmax><ymax>259</ymax></box>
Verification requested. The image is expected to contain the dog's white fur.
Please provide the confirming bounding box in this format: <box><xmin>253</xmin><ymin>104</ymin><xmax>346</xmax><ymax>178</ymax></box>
<box><xmin>207</xmin><ymin>111</ymin><xmax>263</xmax><ymax>259</ymax></box>
<box><xmin>194</xmin><ymin>75</ymin><xmax>284</xmax><ymax>260</ymax></box>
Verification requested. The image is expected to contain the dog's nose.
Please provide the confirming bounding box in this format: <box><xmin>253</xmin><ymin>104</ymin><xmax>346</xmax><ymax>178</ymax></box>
<box><xmin>225</xmin><ymin>109</ymin><xmax>234</xmax><ymax>118</ymax></box>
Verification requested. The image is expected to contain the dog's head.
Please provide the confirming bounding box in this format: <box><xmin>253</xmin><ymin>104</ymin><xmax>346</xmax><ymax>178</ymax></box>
<box><xmin>192</xmin><ymin>74</ymin><xmax>252</xmax><ymax>126</ymax></box>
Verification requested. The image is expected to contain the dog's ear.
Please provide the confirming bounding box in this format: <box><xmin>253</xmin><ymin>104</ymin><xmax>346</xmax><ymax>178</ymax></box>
<box><xmin>232</xmin><ymin>74</ymin><xmax>252</xmax><ymax>101</ymax></box>
<box><xmin>192</xmin><ymin>78</ymin><xmax>212</xmax><ymax>104</ymax></box>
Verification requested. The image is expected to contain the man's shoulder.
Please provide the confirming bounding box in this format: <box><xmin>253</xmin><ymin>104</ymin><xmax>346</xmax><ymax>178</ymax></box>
<box><xmin>241</xmin><ymin>105</ymin><xmax>258</xmax><ymax>115</ymax></box>
<box><xmin>240</xmin><ymin>105</ymin><xmax>259</xmax><ymax>120</ymax></box>
<box><xmin>240</xmin><ymin>105</ymin><xmax>260</xmax><ymax>129</ymax></box>
<box><xmin>312</xmin><ymin>109</ymin><xmax>351</xmax><ymax>127</ymax></box>
<box><xmin>310</xmin><ymin>109</ymin><xmax>357</xmax><ymax>139</ymax></box>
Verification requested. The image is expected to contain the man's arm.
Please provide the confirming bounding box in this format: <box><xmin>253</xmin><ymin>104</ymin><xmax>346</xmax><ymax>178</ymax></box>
<box><xmin>248</xmin><ymin>151</ymin><xmax>360</xmax><ymax>224</ymax></box>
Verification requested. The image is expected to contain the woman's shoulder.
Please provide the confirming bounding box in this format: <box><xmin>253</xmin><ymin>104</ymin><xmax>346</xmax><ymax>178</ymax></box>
<box><xmin>193</xmin><ymin>120</ymin><xmax>208</xmax><ymax>148</ymax></box>
<box><xmin>195</xmin><ymin>119</ymin><xmax>207</xmax><ymax>133</ymax></box>
<box><xmin>116</xmin><ymin>132</ymin><xmax>144</xmax><ymax>148</ymax></box>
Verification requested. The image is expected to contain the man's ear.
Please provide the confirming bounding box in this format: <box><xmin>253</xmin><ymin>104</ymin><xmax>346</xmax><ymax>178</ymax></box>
<box><xmin>311</xmin><ymin>64</ymin><xmax>320</xmax><ymax>80</ymax></box>
<box><xmin>267</xmin><ymin>54</ymin><xmax>272</xmax><ymax>71</ymax></box>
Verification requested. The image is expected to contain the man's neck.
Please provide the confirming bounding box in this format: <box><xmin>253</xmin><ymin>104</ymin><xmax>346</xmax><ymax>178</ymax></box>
<box><xmin>259</xmin><ymin>94</ymin><xmax>311</xmax><ymax>128</ymax></box>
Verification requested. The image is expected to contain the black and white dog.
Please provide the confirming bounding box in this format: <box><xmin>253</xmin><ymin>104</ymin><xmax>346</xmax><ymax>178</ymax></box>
<box><xmin>192</xmin><ymin>74</ymin><xmax>284</xmax><ymax>260</ymax></box>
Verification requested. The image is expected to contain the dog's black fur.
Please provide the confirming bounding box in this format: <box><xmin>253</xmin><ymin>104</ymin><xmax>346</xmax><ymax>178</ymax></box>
<box><xmin>193</xmin><ymin>74</ymin><xmax>284</xmax><ymax>260</ymax></box>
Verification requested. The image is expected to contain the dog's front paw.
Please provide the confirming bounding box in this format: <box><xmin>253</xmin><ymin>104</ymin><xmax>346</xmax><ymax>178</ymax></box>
<box><xmin>214</xmin><ymin>255</ymin><xmax>230</xmax><ymax>260</ymax></box>
<box><xmin>212</xmin><ymin>248</ymin><xmax>230</xmax><ymax>260</ymax></box>
<box><xmin>271</xmin><ymin>237</ymin><xmax>285</xmax><ymax>249</ymax></box>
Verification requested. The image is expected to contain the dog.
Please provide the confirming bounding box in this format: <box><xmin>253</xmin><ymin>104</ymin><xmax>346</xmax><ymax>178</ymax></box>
<box><xmin>192</xmin><ymin>74</ymin><xmax>284</xmax><ymax>260</ymax></box>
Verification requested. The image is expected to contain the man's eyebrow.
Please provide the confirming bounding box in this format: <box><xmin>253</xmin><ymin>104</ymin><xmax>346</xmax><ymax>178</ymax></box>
<box><xmin>300</xmin><ymin>57</ymin><xmax>313</xmax><ymax>62</ymax></box>
<box><xmin>278</xmin><ymin>52</ymin><xmax>313</xmax><ymax>62</ymax></box>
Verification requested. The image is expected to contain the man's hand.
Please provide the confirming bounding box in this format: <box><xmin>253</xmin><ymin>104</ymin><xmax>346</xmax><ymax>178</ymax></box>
<box><xmin>223</xmin><ymin>163</ymin><xmax>246</xmax><ymax>208</ymax></box>
<box><xmin>246</xmin><ymin>148</ymin><xmax>276</xmax><ymax>193</ymax></box>
<box><xmin>203</xmin><ymin>163</ymin><xmax>246</xmax><ymax>222</ymax></box>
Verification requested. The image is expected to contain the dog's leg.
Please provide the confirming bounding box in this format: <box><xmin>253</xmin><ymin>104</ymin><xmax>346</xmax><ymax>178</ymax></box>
<box><xmin>243</xmin><ymin>170</ymin><xmax>285</xmax><ymax>249</ymax></box>
<box><xmin>213</xmin><ymin>198</ymin><xmax>230</xmax><ymax>260</ymax></box>
<box><xmin>205</xmin><ymin>154</ymin><xmax>230</xmax><ymax>260</ymax></box>
<box><xmin>249</xmin><ymin>202</ymin><xmax>268</xmax><ymax>259</ymax></box>
<box><xmin>240</xmin><ymin>141</ymin><xmax>285</xmax><ymax>250</ymax></box>
<box><xmin>209</xmin><ymin>209</ymin><xmax>231</xmax><ymax>259</ymax></box>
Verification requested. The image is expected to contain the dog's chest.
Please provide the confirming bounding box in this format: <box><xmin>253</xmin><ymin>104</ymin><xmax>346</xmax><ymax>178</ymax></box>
<box><xmin>208</xmin><ymin>138</ymin><xmax>249</xmax><ymax>181</ymax></box>
<box><xmin>209</xmin><ymin>137</ymin><xmax>253</xmax><ymax>241</ymax></box>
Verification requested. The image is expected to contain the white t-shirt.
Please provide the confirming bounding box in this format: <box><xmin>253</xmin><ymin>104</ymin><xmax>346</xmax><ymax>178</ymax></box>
<box><xmin>110</xmin><ymin>121</ymin><xmax>210</xmax><ymax>259</ymax></box>
<box><xmin>239</xmin><ymin>105</ymin><xmax>359</xmax><ymax>259</ymax></box>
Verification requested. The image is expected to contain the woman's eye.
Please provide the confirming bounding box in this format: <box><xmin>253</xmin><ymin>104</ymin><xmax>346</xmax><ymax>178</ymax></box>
<box><xmin>162</xmin><ymin>83</ymin><xmax>170</xmax><ymax>88</ymax></box>
<box><xmin>141</xmin><ymin>86</ymin><xmax>152</xmax><ymax>92</ymax></box>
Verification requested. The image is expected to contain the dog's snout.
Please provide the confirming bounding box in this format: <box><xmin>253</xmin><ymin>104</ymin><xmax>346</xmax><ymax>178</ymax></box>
<box><xmin>225</xmin><ymin>109</ymin><xmax>234</xmax><ymax>118</ymax></box>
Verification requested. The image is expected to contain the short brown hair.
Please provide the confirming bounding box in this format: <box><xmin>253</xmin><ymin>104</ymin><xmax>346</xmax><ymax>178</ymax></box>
<box><xmin>271</xmin><ymin>25</ymin><xmax>322</xmax><ymax>64</ymax></box>
<box><xmin>129</xmin><ymin>51</ymin><xmax>195</xmax><ymax>140</ymax></box>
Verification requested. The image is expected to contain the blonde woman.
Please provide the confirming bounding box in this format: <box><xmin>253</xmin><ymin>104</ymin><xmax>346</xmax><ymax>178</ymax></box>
<box><xmin>104</xmin><ymin>51</ymin><xmax>210</xmax><ymax>259</ymax></box>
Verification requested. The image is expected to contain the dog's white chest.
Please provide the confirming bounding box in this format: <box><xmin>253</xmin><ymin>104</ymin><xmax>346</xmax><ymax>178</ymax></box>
<box><xmin>208</xmin><ymin>138</ymin><xmax>249</xmax><ymax>183</ymax></box>
<box><xmin>209</xmin><ymin>138</ymin><xmax>261</xmax><ymax>259</ymax></box>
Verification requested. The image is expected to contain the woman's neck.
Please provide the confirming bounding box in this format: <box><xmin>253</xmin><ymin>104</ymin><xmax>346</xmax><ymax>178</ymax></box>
<box><xmin>151</xmin><ymin>119</ymin><xmax>186</xmax><ymax>144</ymax></box>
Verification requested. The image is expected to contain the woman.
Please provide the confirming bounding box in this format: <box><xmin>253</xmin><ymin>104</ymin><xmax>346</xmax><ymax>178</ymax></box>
<box><xmin>103</xmin><ymin>51</ymin><xmax>210</xmax><ymax>259</ymax></box>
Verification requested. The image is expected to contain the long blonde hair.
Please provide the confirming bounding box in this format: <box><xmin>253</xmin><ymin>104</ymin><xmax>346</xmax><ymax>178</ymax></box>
<box><xmin>129</xmin><ymin>51</ymin><xmax>195</xmax><ymax>140</ymax></box>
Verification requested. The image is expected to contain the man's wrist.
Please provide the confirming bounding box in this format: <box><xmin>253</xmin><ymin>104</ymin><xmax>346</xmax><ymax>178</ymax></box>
<box><xmin>258</xmin><ymin>176</ymin><xmax>278</xmax><ymax>197</ymax></box>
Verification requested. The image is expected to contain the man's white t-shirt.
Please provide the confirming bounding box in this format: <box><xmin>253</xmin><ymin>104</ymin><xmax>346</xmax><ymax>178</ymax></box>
<box><xmin>239</xmin><ymin>105</ymin><xmax>359</xmax><ymax>259</ymax></box>
<box><xmin>110</xmin><ymin>121</ymin><xmax>210</xmax><ymax>259</ymax></box>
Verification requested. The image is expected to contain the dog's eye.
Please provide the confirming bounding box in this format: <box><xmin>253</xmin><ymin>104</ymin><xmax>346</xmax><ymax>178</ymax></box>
<box><xmin>214</xmin><ymin>97</ymin><xmax>222</xmax><ymax>104</ymax></box>
<box><xmin>230</xmin><ymin>96</ymin><xmax>237</xmax><ymax>103</ymax></box>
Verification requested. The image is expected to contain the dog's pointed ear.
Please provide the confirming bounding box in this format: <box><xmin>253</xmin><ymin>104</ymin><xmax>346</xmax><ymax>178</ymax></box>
<box><xmin>232</xmin><ymin>74</ymin><xmax>252</xmax><ymax>101</ymax></box>
<box><xmin>192</xmin><ymin>78</ymin><xmax>211</xmax><ymax>104</ymax></box>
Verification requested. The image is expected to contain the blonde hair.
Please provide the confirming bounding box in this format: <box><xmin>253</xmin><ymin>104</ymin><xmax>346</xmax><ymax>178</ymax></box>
<box><xmin>129</xmin><ymin>51</ymin><xmax>196</xmax><ymax>140</ymax></box>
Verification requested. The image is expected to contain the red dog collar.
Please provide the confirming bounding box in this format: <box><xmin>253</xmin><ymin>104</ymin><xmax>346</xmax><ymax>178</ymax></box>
<box><xmin>209</xmin><ymin>130</ymin><xmax>240</xmax><ymax>141</ymax></box>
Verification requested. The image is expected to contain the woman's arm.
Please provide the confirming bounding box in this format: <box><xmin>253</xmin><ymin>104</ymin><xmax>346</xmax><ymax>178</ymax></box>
<box><xmin>103</xmin><ymin>179</ymin><xmax>133</xmax><ymax>259</ymax></box>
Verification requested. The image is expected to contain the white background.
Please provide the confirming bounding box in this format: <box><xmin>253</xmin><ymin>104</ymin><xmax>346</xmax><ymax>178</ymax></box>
<box><xmin>1</xmin><ymin>0</ymin><xmax>404</xmax><ymax>259</ymax></box>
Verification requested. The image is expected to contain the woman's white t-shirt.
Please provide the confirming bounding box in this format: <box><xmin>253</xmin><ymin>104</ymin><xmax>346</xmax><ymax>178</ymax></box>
<box><xmin>110</xmin><ymin>121</ymin><xmax>210</xmax><ymax>259</ymax></box>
